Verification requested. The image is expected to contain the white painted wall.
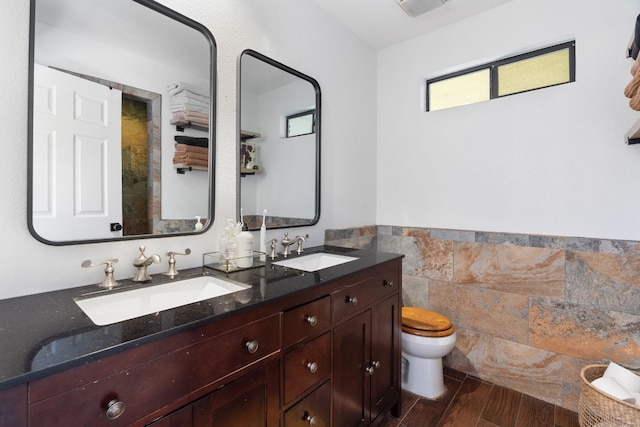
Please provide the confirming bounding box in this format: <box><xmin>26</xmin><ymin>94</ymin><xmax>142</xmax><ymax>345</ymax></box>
<box><xmin>0</xmin><ymin>0</ymin><xmax>377</xmax><ymax>299</ymax></box>
<box><xmin>377</xmin><ymin>0</ymin><xmax>640</xmax><ymax>240</ymax></box>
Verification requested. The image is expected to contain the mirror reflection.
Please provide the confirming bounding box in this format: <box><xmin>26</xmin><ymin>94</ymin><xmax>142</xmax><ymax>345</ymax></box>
<box><xmin>239</xmin><ymin>50</ymin><xmax>320</xmax><ymax>230</ymax></box>
<box><xmin>28</xmin><ymin>0</ymin><xmax>215</xmax><ymax>244</ymax></box>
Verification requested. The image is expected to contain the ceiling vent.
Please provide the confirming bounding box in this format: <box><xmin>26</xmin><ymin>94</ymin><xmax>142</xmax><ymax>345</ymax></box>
<box><xmin>396</xmin><ymin>0</ymin><xmax>447</xmax><ymax>17</ymax></box>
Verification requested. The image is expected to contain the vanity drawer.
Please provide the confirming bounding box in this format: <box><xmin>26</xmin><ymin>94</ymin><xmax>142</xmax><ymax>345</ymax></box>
<box><xmin>29</xmin><ymin>313</ymin><xmax>281</xmax><ymax>427</ymax></box>
<box><xmin>284</xmin><ymin>333</ymin><xmax>331</xmax><ymax>404</ymax></box>
<box><xmin>332</xmin><ymin>270</ymin><xmax>397</xmax><ymax>323</ymax></box>
<box><xmin>284</xmin><ymin>296</ymin><xmax>330</xmax><ymax>347</ymax></box>
<box><xmin>284</xmin><ymin>381</ymin><xmax>331</xmax><ymax>427</ymax></box>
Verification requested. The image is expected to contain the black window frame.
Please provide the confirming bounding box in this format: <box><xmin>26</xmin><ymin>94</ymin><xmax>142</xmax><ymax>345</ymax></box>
<box><xmin>426</xmin><ymin>41</ymin><xmax>576</xmax><ymax>112</ymax></box>
<box><xmin>286</xmin><ymin>109</ymin><xmax>316</xmax><ymax>138</ymax></box>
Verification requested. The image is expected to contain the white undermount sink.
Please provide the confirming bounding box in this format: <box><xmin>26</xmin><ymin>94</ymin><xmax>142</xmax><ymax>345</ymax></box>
<box><xmin>272</xmin><ymin>252</ymin><xmax>358</xmax><ymax>272</ymax></box>
<box><xmin>75</xmin><ymin>276</ymin><xmax>250</xmax><ymax>326</ymax></box>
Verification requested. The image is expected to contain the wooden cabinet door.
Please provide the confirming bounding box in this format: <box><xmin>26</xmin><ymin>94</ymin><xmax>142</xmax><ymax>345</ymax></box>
<box><xmin>210</xmin><ymin>362</ymin><xmax>280</xmax><ymax>427</ymax></box>
<box><xmin>333</xmin><ymin>311</ymin><xmax>370</xmax><ymax>427</ymax></box>
<box><xmin>147</xmin><ymin>362</ymin><xmax>280</xmax><ymax>427</ymax></box>
<box><xmin>370</xmin><ymin>294</ymin><xmax>400</xmax><ymax>422</ymax></box>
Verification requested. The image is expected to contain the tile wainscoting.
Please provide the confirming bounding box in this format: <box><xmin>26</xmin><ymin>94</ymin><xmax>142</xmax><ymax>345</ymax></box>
<box><xmin>324</xmin><ymin>225</ymin><xmax>640</xmax><ymax>411</ymax></box>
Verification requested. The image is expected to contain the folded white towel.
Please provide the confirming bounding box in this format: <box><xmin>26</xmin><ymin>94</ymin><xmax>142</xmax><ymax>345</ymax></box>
<box><xmin>171</xmin><ymin>90</ymin><xmax>210</xmax><ymax>104</ymax></box>
<box><xmin>170</xmin><ymin>104</ymin><xmax>210</xmax><ymax>114</ymax></box>
<box><xmin>166</xmin><ymin>82</ymin><xmax>207</xmax><ymax>96</ymax></box>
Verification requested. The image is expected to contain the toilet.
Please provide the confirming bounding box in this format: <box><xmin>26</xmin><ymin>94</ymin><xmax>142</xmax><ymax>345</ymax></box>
<box><xmin>401</xmin><ymin>306</ymin><xmax>457</xmax><ymax>399</ymax></box>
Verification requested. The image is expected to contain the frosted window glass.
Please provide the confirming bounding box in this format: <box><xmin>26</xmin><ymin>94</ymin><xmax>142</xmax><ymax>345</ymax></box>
<box><xmin>429</xmin><ymin>69</ymin><xmax>490</xmax><ymax>111</ymax></box>
<box><xmin>498</xmin><ymin>49</ymin><xmax>570</xmax><ymax>96</ymax></box>
<box><xmin>287</xmin><ymin>112</ymin><xmax>314</xmax><ymax>137</ymax></box>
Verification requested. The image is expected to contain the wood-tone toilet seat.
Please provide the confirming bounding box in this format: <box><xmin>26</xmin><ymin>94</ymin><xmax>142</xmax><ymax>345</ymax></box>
<box><xmin>401</xmin><ymin>307</ymin><xmax>455</xmax><ymax>338</ymax></box>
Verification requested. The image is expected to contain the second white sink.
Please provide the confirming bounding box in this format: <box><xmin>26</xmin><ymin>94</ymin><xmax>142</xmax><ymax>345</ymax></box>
<box><xmin>75</xmin><ymin>276</ymin><xmax>250</xmax><ymax>326</ymax></box>
<box><xmin>272</xmin><ymin>252</ymin><xmax>358</xmax><ymax>272</ymax></box>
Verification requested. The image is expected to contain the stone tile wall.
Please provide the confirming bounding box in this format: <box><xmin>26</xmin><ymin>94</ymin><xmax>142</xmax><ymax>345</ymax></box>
<box><xmin>324</xmin><ymin>225</ymin><xmax>640</xmax><ymax>411</ymax></box>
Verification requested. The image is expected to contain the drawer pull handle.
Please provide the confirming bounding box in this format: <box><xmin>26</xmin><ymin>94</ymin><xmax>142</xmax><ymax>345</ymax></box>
<box><xmin>105</xmin><ymin>399</ymin><xmax>126</xmax><ymax>420</ymax></box>
<box><xmin>304</xmin><ymin>413</ymin><xmax>318</xmax><ymax>425</ymax></box>
<box><xmin>383</xmin><ymin>280</ymin><xmax>394</xmax><ymax>287</ymax></box>
<box><xmin>346</xmin><ymin>296</ymin><xmax>358</xmax><ymax>305</ymax></box>
<box><xmin>306</xmin><ymin>361</ymin><xmax>319</xmax><ymax>373</ymax></box>
<box><xmin>245</xmin><ymin>340</ymin><xmax>259</xmax><ymax>354</ymax></box>
<box><xmin>305</xmin><ymin>315</ymin><xmax>318</xmax><ymax>326</ymax></box>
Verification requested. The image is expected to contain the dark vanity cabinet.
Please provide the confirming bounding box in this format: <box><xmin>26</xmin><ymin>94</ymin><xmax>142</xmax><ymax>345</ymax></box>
<box><xmin>4</xmin><ymin>258</ymin><xmax>401</xmax><ymax>426</ymax></box>
<box><xmin>332</xmin><ymin>272</ymin><xmax>401</xmax><ymax>426</ymax></box>
<box><xmin>27</xmin><ymin>311</ymin><xmax>282</xmax><ymax>427</ymax></box>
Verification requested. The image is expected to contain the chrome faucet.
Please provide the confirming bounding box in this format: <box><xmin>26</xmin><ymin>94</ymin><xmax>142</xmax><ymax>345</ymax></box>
<box><xmin>132</xmin><ymin>245</ymin><xmax>161</xmax><ymax>282</ymax></box>
<box><xmin>164</xmin><ymin>248</ymin><xmax>191</xmax><ymax>277</ymax></box>
<box><xmin>281</xmin><ymin>233</ymin><xmax>310</xmax><ymax>257</ymax></box>
<box><xmin>281</xmin><ymin>233</ymin><xmax>295</xmax><ymax>257</ymax></box>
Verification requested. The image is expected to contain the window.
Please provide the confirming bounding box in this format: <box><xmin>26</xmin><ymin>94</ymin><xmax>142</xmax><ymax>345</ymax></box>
<box><xmin>286</xmin><ymin>110</ymin><xmax>315</xmax><ymax>137</ymax></box>
<box><xmin>426</xmin><ymin>41</ymin><xmax>575</xmax><ymax>112</ymax></box>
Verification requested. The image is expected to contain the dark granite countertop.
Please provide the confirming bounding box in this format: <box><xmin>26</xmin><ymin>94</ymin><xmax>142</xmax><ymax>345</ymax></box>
<box><xmin>0</xmin><ymin>246</ymin><xmax>402</xmax><ymax>391</ymax></box>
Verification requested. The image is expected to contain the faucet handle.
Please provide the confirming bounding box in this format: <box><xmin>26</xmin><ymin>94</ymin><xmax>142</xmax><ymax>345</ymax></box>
<box><xmin>295</xmin><ymin>234</ymin><xmax>309</xmax><ymax>255</ymax></box>
<box><xmin>268</xmin><ymin>239</ymin><xmax>279</xmax><ymax>260</ymax></box>
<box><xmin>82</xmin><ymin>258</ymin><xmax>119</xmax><ymax>289</ymax></box>
<box><xmin>136</xmin><ymin>245</ymin><xmax>148</xmax><ymax>258</ymax></box>
<box><xmin>164</xmin><ymin>248</ymin><xmax>191</xmax><ymax>277</ymax></box>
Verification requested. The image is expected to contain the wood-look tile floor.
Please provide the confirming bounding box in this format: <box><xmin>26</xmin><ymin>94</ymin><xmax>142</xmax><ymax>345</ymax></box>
<box><xmin>377</xmin><ymin>368</ymin><xmax>580</xmax><ymax>427</ymax></box>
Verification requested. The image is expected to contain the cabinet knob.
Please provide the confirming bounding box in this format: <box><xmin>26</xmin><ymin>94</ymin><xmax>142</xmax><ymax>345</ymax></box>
<box><xmin>365</xmin><ymin>360</ymin><xmax>381</xmax><ymax>376</ymax></box>
<box><xmin>306</xmin><ymin>361</ymin><xmax>319</xmax><ymax>373</ymax></box>
<box><xmin>304</xmin><ymin>413</ymin><xmax>318</xmax><ymax>425</ymax></box>
<box><xmin>346</xmin><ymin>296</ymin><xmax>358</xmax><ymax>305</ymax></box>
<box><xmin>105</xmin><ymin>399</ymin><xmax>126</xmax><ymax>420</ymax></box>
<box><xmin>383</xmin><ymin>280</ymin><xmax>394</xmax><ymax>287</ymax></box>
<box><xmin>245</xmin><ymin>340</ymin><xmax>259</xmax><ymax>354</ymax></box>
<box><xmin>305</xmin><ymin>315</ymin><xmax>318</xmax><ymax>326</ymax></box>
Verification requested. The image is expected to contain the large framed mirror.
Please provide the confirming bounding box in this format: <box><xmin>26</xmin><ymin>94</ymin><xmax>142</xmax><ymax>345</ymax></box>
<box><xmin>28</xmin><ymin>0</ymin><xmax>216</xmax><ymax>245</ymax></box>
<box><xmin>239</xmin><ymin>50</ymin><xmax>320</xmax><ymax>230</ymax></box>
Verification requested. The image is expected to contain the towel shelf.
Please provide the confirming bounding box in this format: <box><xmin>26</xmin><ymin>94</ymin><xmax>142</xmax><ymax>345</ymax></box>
<box><xmin>241</xmin><ymin>130</ymin><xmax>261</xmax><ymax>140</ymax></box>
<box><xmin>171</xmin><ymin>120</ymin><xmax>208</xmax><ymax>132</ymax></box>
<box><xmin>175</xmin><ymin>164</ymin><xmax>208</xmax><ymax>174</ymax></box>
<box><xmin>241</xmin><ymin>166</ymin><xmax>263</xmax><ymax>177</ymax></box>
<box><xmin>625</xmin><ymin>119</ymin><xmax>640</xmax><ymax>145</ymax></box>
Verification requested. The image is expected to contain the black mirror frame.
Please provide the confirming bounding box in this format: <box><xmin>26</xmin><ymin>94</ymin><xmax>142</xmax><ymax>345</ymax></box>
<box><xmin>27</xmin><ymin>0</ymin><xmax>217</xmax><ymax>245</ymax></box>
<box><xmin>238</xmin><ymin>49</ymin><xmax>321</xmax><ymax>231</ymax></box>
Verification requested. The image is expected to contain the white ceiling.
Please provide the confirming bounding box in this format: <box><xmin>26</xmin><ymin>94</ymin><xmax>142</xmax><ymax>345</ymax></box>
<box><xmin>310</xmin><ymin>0</ymin><xmax>517</xmax><ymax>50</ymax></box>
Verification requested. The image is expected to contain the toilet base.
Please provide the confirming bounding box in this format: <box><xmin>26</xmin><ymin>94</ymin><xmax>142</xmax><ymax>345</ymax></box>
<box><xmin>401</xmin><ymin>352</ymin><xmax>445</xmax><ymax>399</ymax></box>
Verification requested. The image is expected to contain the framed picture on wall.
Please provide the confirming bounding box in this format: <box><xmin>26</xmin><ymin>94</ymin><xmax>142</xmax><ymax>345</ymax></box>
<box><xmin>240</xmin><ymin>141</ymin><xmax>258</xmax><ymax>170</ymax></box>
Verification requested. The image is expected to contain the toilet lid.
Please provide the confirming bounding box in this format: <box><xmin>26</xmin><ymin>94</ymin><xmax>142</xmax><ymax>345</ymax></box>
<box><xmin>402</xmin><ymin>307</ymin><xmax>453</xmax><ymax>332</ymax></box>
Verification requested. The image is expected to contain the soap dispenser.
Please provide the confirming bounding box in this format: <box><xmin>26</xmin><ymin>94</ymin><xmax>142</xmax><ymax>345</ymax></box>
<box><xmin>237</xmin><ymin>221</ymin><xmax>254</xmax><ymax>268</ymax></box>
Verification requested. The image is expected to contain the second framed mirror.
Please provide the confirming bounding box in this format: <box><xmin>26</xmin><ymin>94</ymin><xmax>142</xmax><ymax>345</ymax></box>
<box><xmin>239</xmin><ymin>50</ymin><xmax>321</xmax><ymax>230</ymax></box>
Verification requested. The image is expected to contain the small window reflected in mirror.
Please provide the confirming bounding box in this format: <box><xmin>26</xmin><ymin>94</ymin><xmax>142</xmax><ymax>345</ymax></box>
<box><xmin>286</xmin><ymin>110</ymin><xmax>315</xmax><ymax>138</ymax></box>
